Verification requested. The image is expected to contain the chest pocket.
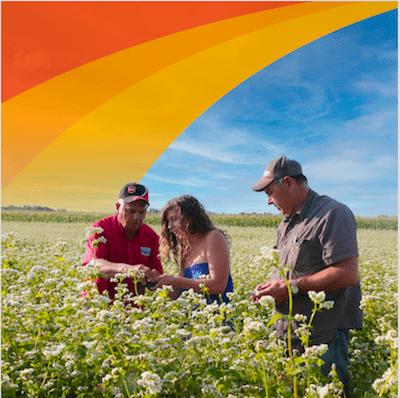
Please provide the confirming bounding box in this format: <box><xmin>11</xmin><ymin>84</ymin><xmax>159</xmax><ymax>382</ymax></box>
<box><xmin>290</xmin><ymin>237</ymin><xmax>325</xmax><ymax>276</ymax></box>
<box><xmin>288</xmin><ymin>239</ymin><xmax>311</xmax><ymax>274</ymax></box>
<box><xmin>141</xmin><ymin>247</ymin><xmax>151</xmax><ymax>256</ymax></box>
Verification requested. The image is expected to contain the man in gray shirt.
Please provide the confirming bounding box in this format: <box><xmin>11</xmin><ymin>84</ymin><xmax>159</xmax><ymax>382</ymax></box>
<box><xmin>251</xmin><ymin>156</ymin><xmax>362</xmax><ymax>397</ymax></box>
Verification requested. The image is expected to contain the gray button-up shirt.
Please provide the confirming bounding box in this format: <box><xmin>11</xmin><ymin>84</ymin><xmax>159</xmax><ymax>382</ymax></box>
<box><xmin>271</xmin><ymin>189</ymin><xmax>363</xmax><ymax>348</ymax></box>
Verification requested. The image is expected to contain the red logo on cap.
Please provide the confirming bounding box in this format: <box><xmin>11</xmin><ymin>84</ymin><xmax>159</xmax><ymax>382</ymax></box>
<box><xmin>127</xmin><ymin>186</ymin><xmax>136</xmax><ymax>194</ymax></box>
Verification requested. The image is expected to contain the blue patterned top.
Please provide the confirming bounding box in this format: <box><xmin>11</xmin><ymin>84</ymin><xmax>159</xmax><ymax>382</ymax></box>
<box><xmin>182</xmin><ymin>262</ymin><xmax>234</xmax><ymax>304</ymax></box>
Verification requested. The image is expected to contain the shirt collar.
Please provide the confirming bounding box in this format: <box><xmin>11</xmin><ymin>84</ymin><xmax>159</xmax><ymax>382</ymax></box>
<box><xmin>283</xmin><ymin>189</ymin><xmax>318</xmax><ymax>223</ymax></box>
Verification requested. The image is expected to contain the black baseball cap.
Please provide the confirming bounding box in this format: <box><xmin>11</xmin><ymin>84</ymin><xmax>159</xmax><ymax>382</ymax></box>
<box><xmin>119</xmin><ymin>183</ymin><xmax>149</xmax><ymax>205</ymax></box>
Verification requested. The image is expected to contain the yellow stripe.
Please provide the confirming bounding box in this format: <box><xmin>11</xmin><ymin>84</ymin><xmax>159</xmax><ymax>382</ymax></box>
<box><xmin>2</xmin><ymin>2</ymin><xmax>396</xmax><ymax>210</ymax></box>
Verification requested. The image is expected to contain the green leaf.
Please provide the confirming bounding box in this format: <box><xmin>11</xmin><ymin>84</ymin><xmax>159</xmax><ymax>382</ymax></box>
<box><xmin>267</xmin><ymin>313</ymin><xmax>282</xmax><ymax>328</ymax></box>
<box><xmin>76</xmin><ymin>344</ymin><xmax>88</xmax><ymax>358</ymax></box>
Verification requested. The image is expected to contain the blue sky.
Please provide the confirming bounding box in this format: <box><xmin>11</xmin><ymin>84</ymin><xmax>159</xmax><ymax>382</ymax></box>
<box><xmin>142</xmin><ymin>10</ymin><xmax>398</xmax><ymax>217</ymax></box>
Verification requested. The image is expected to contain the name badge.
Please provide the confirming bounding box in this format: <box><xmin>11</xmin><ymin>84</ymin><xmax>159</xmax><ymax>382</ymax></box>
<box><xmin>141</xmin><ymin>247</ymin><xmax>151</xmax><ymax>256</ymax></box>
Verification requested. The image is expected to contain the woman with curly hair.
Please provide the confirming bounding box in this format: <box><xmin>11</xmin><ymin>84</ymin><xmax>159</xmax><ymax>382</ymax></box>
<box><xmin>150</xmin><ymin>195</ymin><xmax>233</xmax><ymax>304</ymax></box>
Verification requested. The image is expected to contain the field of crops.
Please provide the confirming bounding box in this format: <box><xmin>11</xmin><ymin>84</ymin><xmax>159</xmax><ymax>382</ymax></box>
<box><xmin>1</xmin><ymin>210</ymin><xmax>398</xmax><ymax>230</ymax></box>
<box><xmin>1</xmin><ymin>219</ymin><xmax>398</xmax><ymax>397</ymax></box>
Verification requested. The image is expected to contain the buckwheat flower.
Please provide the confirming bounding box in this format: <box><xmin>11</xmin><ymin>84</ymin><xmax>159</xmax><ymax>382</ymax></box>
<box><xmin>294</xmin><ymin>313</ymin><xmax>307</xmax><ymax>322</ymax></box>
<box><xmin>43</xmin><ymin>381</ymin><xmax>54</xmax><ymax>390</ymax></box>
<box><xmin>1</xmin><ymin>375</ymin><xmax>11</xmax><ymax>385</ymax></box>
<box><xmin>260</xmin><ymin>246</ymin><xmax>280</xmax><ymax>263</ymax></box>
<box><xmin>65</xmin><ymin>360</ymin><xmax>75</xmax><ymax>371</ymax></box>
<box><xmin>43</xmin><ymin>343</ymin><xmax>66</xmax><ymax>358</ymax></box>
<box><xmin>175</xmin><ymin>328</ymin><xmax>191</xmax><ymax>337</ymax></box>
<box><xmin>85</xmin><ymin>226</ymin><xmax>104</xmax><ymax>237</ymax></box>
<box><xmin>52</xmin><ymin>363</ymin><xmax>64</xmax><ymax>371</ymax></box>
<box><xmin>99</xmin><ymin>295</ymin><xmax>112</xmax><ymax>305</ymax></box>
<box><xmin>306</xmin><ymin>382</ymin><xmax>341</xmax><ymax>397</ymax></box>
<box><xmin>258</xmin><ymin>295</ymin><xmax>275</xmax><ymax>308</ymax></box>
<box><xmin>375</xmin><ymin>329</ymin><xmax>398</xmax><ymax>349</ymax></box>
<box><xmin>137</xmin><ymin>371</ymin><xmax>162</xmax><ymax>395</ymax></box>
<box><xmin>303</xmin><ymin>344</ymin><xmax>328</xmax><ymax>358</ymax></box>
<box><xmin>255</xmin><ymin>340</ymin><xmax>268</xmax><ymax>351</ymax></box>
<box><xmin>2</xmin><ymin>268</ymin><xmax>21</xmax><ymax>275</ymax></box>
<box><xmin>6</xmin><ymin>299</ymin><xmax>23</xmax><ymax>308</ymax></box>
<box><xmin>110</xmin><ymin>386</ymin><xmax>122</xmax><ymax>396</ymax></box>
<box><xmin>111</xmin><ymin>368</ymin><xmax>121</xmax><ymax>378</ymax></box>
<box><xmin>320</xmin><ymin>300</ymin><xmax>335</xmax><ymax>310</ymax></box>
<box><xmin>308</xmin><ymin>290</ymin><xmax>326</xmax><ymax>304</ymax></box>
<box><xmin>20</xmin><ymin>368</ymin><xmax>35</xmax><ymax>377</ymax></box>
<box><xmin>243</xmin><ymin>318</ymin><xmax>267</xmax><ymax>335</ymax></box>
<box><xmin>102</xmin><ymin>374</ymin><xmax>113</xmax><ymax>384</ymax></box>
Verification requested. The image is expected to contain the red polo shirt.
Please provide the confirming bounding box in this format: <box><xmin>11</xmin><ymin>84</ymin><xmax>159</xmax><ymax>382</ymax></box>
<box><xmin>83</xmin><ymin>214</ymin><xmax>163</xmax><ymax>301</ymax></box>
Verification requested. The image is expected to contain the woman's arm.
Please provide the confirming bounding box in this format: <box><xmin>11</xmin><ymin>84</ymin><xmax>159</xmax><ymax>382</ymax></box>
<box><xmin>204</xmin><ymin>229</ymin><xmax>230</xmax><ymax>294</ymax></box>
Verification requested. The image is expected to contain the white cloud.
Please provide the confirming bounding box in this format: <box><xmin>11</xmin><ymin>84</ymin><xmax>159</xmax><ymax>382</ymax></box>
<box><xmin>343</xmin><ymin>110</ymin><xmax>397</xmax><ymax>135</ymax></box>
<box><xmin>353</xmin><ymin>79</ymin><xmax>398</xmax><ymax>97</ymax></box>
<box><xmin>145</xmin><ymin>172</ymin><xmax>209</xmax><ymax>188</ymax></box>
<box><xmin>303</xmin><ymin>152</ymin><xmax>396</xmax><ymax>184</ymax></box>
<box><xmin>169</xmin><ymin>141</ymin><xmax>239</xmax><ymax>164</ymax></box>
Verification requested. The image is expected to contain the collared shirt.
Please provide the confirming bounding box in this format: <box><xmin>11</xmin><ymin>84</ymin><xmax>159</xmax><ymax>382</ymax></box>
<box><xmin>271</xmin><ymin>190</ymin><xmax>363</xmax><ymax>348</ymax></box>
<box><xmin>83</xmin><ymin>214</ymin><xmax>163</xmax><ymax>300</ymax></box>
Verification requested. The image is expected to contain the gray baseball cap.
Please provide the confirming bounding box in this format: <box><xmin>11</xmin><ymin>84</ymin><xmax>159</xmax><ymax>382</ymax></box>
<box><xmin>251</xmin><ymin>156</ymin><xmax>303</xmax><ymax>191</ymax></box>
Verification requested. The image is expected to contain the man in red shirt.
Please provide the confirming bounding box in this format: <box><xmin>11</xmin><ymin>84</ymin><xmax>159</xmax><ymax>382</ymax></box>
<box><xmin>83</xmin><ymin>183</ymin><xmax>163</xmax><ymax>302</ymax></box>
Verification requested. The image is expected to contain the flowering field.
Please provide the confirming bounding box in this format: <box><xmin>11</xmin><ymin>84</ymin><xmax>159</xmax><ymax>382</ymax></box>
<box><xmin>1</xmin><ymin>221</ymin><xmax>398</xmax><ymax>397</ymax></box>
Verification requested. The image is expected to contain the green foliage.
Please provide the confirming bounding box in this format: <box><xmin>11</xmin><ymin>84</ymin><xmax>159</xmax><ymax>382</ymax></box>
<box><xmin>0</xmin><ymin>210</ymin><xmax>161</xmax><ymax>226</ymax></box>
<box><xmin>1</xmin><ymin>210</ymin><xmax>397</xmax><ymax>230</ymax></box>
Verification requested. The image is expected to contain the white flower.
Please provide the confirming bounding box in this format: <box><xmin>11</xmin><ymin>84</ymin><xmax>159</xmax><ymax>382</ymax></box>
<box><xmin>294</xmin><ymin>313</ymin><xmax>307</xmax><ymax>322</ymax></box>
<box><xmin>243</xmin><ymin>318</ymin><xmax>267</xmax><ymax>335</ymax></box>
<box><xmin>29</xmin><ymin>265</ymin><xmax>46</xmax><ymax>273</ymax></box>
<box><xmin>320</xmin><ymin>300</ymin><xmax>335</xmax><ymax>310</ymax></box>
<box><xmin>20</xmin><ymin>368</ymin><xmax>34</xmax><ymax>376</ymax></box>
<box><xmin>43</xmin><ymin>343</ymin><xmax>66</xmax><ymax>358</ymax></box>
<box><xmin>260</xmin><ymin>246</ymin><xmax>280</xmax><ymax>263</ymax></box>
<box><xmin>372</xmin><ymin>367</ymin><xmax>398</xmax><ymax>394</ymax></box>
<box><xmin>102</xmin><ymin>374</ymin><xmax>113</xmax><ymax>384</ymax></box>
<box><xmin>303</xmin><ymin>344</ymin><xmax>328</xmax><ymax>358</ymax></box>
<box><xmin>308</xmin><ymin>290</ymin><xmax>326</xmax><ymax>304</ymax></box>
<box><xmin>258</xmin><ymin>295</ymin><xmax>275</xmax><ymax>308</ymax></box>
<box><xmin>137</xmin><ymin>371</ymin><xmax>162</xmax><ymax>395</ymax></box>
<box><xmin>306</xmin><ymin>381</ymin><xmax>342</xmax><ymax>397</ymax></box>
<box><xmin>375</xmin><ymin>329</ymin><xmax>398</xmax><ymax>349</ymax></box>
<box><xmin>85</xmin><ymin>226</ymin><xmax>104</xmax><ymax>237</ymax></box>
<box><xmin>2</xmin><ymin>268</ymin><xmax>21</xmax><ymax>275</ymax></box>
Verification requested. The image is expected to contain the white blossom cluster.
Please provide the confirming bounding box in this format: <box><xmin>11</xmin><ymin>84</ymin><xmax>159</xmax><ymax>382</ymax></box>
<box><xmin>305</xmin><ymin>381</ymin><xmax>342</xmax><ymax>397</ymax></box>
<box><xmin>137</xmin><ymin>371</ymin><xmax>162</xmax><ymax>395</ymax></box>
<box><xmin>372</xmin><ymin>367</ymin><xmax>398</xmax><ymax>395</ymax></box>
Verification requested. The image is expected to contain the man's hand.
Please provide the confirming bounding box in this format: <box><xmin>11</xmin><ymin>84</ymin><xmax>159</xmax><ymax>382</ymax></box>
<box><xmin>251</xmin><ymin>279</ymin><xmax>289</xmax><ymax>305</ymax></box>
<box><xmin>251</xmin><ymin>256</ymin><xmax>359</xmax><ymax>305</ymax></box>
<box><xmin>128</xmin><ymin>264</ymin><xmax>160</xmax><ymax>286</ymax></box>
<box><xmin>95</xmin><ymin>258</ymin><xmax>159</xmax><ymax>284</ymax></box>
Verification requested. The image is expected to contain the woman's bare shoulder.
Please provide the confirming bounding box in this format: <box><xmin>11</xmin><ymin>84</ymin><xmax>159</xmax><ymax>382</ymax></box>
<box><xmin>205</xmin><ymin>229</ymin><xmax>229</xmax><ymax>245</ymax></box>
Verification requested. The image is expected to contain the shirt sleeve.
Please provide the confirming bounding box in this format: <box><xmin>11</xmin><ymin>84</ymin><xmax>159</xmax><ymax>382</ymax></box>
<box><xmin>82</xmin><ymin>224</ymin><xmax>110</xmax><ymax>266</ymax></box>
<box><xmin>319</xmin><ymin>204</ymin><xmax>359</xmax><ymax>266</ymax></box>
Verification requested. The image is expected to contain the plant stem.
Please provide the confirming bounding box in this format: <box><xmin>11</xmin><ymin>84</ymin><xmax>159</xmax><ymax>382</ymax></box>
<box><xmin>284</xmin><ymin>277</ymin><xmax>298</xmax><ymax>398</ymax></box>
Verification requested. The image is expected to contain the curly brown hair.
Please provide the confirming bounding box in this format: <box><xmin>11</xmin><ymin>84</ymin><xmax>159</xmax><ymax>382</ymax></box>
<box><xmin>159</xmin><ymin>195</ymin><xmax>230</xmax><ymax>266</ymax></box>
